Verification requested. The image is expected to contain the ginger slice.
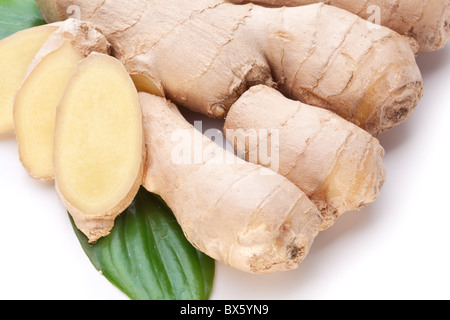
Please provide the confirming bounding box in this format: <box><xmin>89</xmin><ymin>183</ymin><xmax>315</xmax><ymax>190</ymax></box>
<box><xmin>0</xmin><ymin>25</ymin><xmax>57</xmax><ymax>134</ymax></box>
<box><xmin>14</xmin><ymin>19</ymin><xmax>110</xmax><ymax>180</ymax></box>
<box><xmin>14</xmin><ymin>42</ymin><xmax>83</xmax><ymax>180</ymax></box>
<box><xmin>53</xmin><ymin>53</ymin><xmax>144</xmax><ymax>243</ymax></box>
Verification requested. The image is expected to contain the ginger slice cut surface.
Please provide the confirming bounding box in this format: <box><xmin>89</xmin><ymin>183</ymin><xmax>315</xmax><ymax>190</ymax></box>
<box><xmin>0</xmin><ymin>25</ymin><xmax>57</xmax><ymax>134</ymax></box>
<box><xmin>53</xmin><ymin>53</ymin><xmax>144</xmax><ymax>242</ymax></box>
<box><xmin>14</xmin><ymin>19</ymin><xmax>110</xmax><ymax>180</ymax></box>
<box><xmin>14</xmin><ymin>41</ymin><xmax>84</xmax><ymax>180</ymax></box>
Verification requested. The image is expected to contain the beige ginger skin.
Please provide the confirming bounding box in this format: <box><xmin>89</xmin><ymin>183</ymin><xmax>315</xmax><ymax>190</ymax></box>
<box><xmin>140</xmin><ymin>92</ymin><xmax>322</xmax><ymax>274</ymax></box>
<box><xmin>228</xmin><ymin>0</ymin><xmax>450</xmax><ymax>53</ymax></box>
<box><xmin>224</xmin><ymin>85</ymin><xmax>386</xmax><ymax>230</ymax></box>
<box><xmin>36</xmin><ymin>0</ymin><xmax>423</xmax><ymax>134</ymax></box>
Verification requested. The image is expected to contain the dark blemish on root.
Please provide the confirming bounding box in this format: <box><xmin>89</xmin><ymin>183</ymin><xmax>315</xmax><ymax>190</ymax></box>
<box><xmin>288</xmin><ymin>244</ymin><xmax>305</xmax><ymax>261</ymax></box>
<box><xmin>388</xmin><ymin>107</ymin><xmax>409</xmax><ymax>123</ymax></box>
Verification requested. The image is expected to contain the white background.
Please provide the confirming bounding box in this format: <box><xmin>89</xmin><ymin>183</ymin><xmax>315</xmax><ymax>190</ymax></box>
<box><xmin>0</xmin><ymin>44</ymin><xmax>449</xmax><ymax>300</ymax></box>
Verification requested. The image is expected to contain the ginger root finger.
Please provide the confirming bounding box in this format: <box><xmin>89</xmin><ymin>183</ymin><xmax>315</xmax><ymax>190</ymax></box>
<box><xmin>0</xmin><ymin>24</ymin><xmax>58</xmax><ymax>134</ymax></box>
<box><xmin>224</xmin><ymin>85</ymin><xmax>386</xmax><ymax>230</ymax></box>
<box><xmin>257</xmin><ymin>3</ymin><xmax>424</xmax><ymax>134</ymax></box>
<box><xmin>53</xmin><ymin>53</ymin><xmax>144</xmax><ymax>243</ymax></box>
<box><xmin>36</xmin><ymin>0</ymin><xmax>423</xmax><ymax>134</ymax></box>
<box><xmin>140</xmin><ymin>92</ymin><xmax>322</xmax><ymax>274</ymax></box>
<box><xmin>14</xmin><ymin>19</ymin><xmax>110</xmax><ymax>180</ymax></box>
<box><xmin>228</xmin><ymin>0</ymin><xmax>450</xmax><ymax>53</ymax></box>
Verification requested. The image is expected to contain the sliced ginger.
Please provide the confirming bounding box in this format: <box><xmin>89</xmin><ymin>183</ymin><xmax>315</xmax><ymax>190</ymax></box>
<box><xmin>53</xmin><ymin>53</ymin><xmax>144</xmax><ymax>242</ymax></box>
<box><xmin>13</xmin><ymin>19</ymin><xmax>110</xmax><ymax>180</ymax></box>
<box><xmin>14</xmin><ymin>41</ymin><xmax>83</xmax><ymax>180</ymax></box>
<box><xmin>0</xmin><ymin>25</ymin><xmax>57</xmax><ymax>134</ymax></box>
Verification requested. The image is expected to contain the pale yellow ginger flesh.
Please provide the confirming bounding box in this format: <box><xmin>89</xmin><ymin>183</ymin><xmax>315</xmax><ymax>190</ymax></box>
<box><xmin>36</xmin><ymin>0</ymin><xmax>424</xmax><ymax>134</ymax></box>
<box><xmin>224</xmin><ymin>85</ymin><xmax>386</xmax><ymax>230</ymax></box>
<box><xmin>140</xmin><ymin>92</ymin><xmax>322</xmax><ymax>274</ymax></box>
<box><xmin>53</xmin><ymin>53</ymin><xmax>144</xmax><ymax>243</ymax></box>
<box><xmin>228</xmin><ymin>0</ymin><xmax>450</xmax><ymax>53</ymax></box>
<box><xmin>130</xmin><ymin>74</ymin><xmax>165</xmax><ymax>98</ymax></box>
<box><xmin>14</xmin><ymin>42</ymin><xmax>83</xmax><ymax>180</ymax></box>
<box><xmin>13</xmin><ymin>19</ymin><xmax>110</xmax><ymax>180</ymax></box>
<box><xmin>0</xmin><ymin>25</ymin><xmax>57</xmax><ymax>134</ymax></box>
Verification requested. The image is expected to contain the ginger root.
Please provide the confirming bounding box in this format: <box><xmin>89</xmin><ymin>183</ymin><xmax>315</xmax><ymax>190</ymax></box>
<box><xmin>53</xmin><ymin>53</ymin><xmax>144</xmax><ymax>243</ymax></box>
<box><xmin>140</xmin><ymin>92</ymin><xmax>322</xmax><ymax>274</ymax></box>
<box><xmin>224</xmin><ymin>85</ymin><xmax>386</xmax><ymax>230</ymax></box>
<box><xmin>228</xmin><ymin>0</ymin><xmax>450</xmax><ymax>53</ymax></box>
<box><xmin>14</xmin><ymin>19</ymin><xmax>110</xmax><ymax>180</ymax></box>
<box><xmin>0</xmin><ymin>24</ymin><xmax>57</xmax><ymax>134</ymax></box>
<box><xmin>36</xmin><ymin>0</ymin><xmax>424</xmax><ymax>134</ymax></box>
<box><xmin>0</xmin><ymin>0</ymin><xmax>440</xmax><ymax>276</ymax></box>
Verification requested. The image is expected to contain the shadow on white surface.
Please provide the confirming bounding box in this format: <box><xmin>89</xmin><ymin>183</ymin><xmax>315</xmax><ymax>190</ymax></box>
<box><xmin>379</xmin><ymin>46</ymin><xmax>450</xmax><ymax>153</ymax></box>
<box><xmin>210</xmin><ymin>205</ymin><xmax>380</xmax><ymax>299</ymax></box>
<box><xmin>417</xmin><ymin>47</ymin><xmax>450</xmax><ymax>79</ymax></box>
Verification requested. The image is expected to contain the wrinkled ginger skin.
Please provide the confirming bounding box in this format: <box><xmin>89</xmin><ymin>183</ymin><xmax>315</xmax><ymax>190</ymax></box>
<box><xmin>23</xmin><ymin>19</ymin><xmax>110</xmax><ymax>78</ymax></box>
<box><xmin>139</xmin><ymin>92</ymin><xmax>322</xmax><ymax>274</ymax></box>
<box><xmin>228</xmin><ymin>0</ymin><xmax>450</xmax><ymax>53</ymax></box>
<box><xmin>224</xmin><ymin>85</ymin><xmax>386</xmax><ymax>230</ymax></box>
<box><xmin>37</xmin><ymin>0</ymin><xmax>423</xmax><ymax>134</ymax></box>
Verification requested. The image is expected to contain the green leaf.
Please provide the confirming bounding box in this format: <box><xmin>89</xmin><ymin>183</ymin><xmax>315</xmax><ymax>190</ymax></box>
<box><xmin>71</xmin><ymin>188</ymin><xmax>215</xmax><ymax>300</ymax></box>
<box><xmin>0</xmin><ymin>0</ymin><xmax>46</xmax><ymax>39</ymax></box>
